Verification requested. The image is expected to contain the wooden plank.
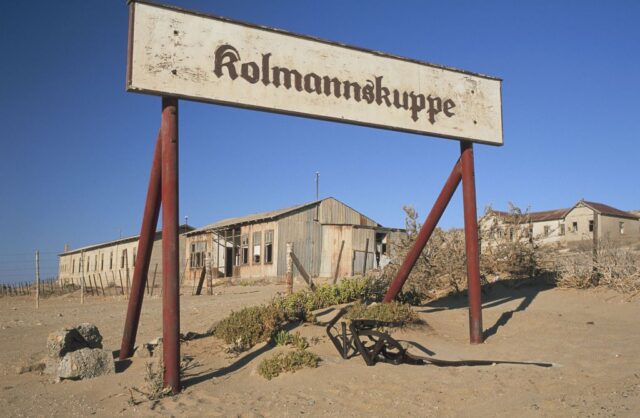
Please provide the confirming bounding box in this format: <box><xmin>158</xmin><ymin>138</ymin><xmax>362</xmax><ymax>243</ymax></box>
<box><xmin>195</xmin><ymin>268</ymin><xmax>206</xmax><ymax>296</ymax></box>
<box><xmin>362</xmin><ymin>238</ymin><xmax>370</xmax><ymax>275</ymax></box>
<box><xmin>290</xmin><ymin>251</ymin><xmax>316</xmax><ymax>291</ymax></box>
<box><xmin>333</xmin><ymin>240</ymin><xmax>345</xmax><ymax>284</ymax></box>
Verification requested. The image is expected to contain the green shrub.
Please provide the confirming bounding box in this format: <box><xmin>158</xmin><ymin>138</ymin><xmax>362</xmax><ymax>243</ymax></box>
<box><xmin>213</xmin><ymin>274</ymin><xmax>397</xmax><ymax>353</ymax></box>
<box><xmin>289</xmin><ymin>332</ymin><xmax>309</xmax><ymax>350</ymax></box>
<box><xmin>212</xmin><ymin>304</ymin><xmax>286</xmax><ymax>352</ymax></box>
<box><xmin>344</xmin><ymin>301</ymin><xmax>418</xmax><ymax>325</ymax></box>
<box><xmin>273</xmin><ymin>330</ymin><xmax>291</xmax><ymax>346</ymax></box>
<box><xmin>258</xmin><ymin>349</ymin><xmax>320</xmax><ymax>380</ymax></box>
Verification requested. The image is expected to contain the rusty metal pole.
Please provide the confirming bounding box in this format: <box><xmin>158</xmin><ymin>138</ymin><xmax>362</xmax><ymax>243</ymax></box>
<box><xmin>460</xmin><ymin>141</ymin><xmax>483</xmax><ymax>344</ymax></box>
<box><xmin>119</xmin><ymin>131</ymin><xmax>163</xmax><ymax>359</ymax></box>
<box><xmin>161</xmin><ymin>97</ymin><xmax>181</xmax><ymax>393</ymax></box>
<box><xmin>383</xmin><ymin>159</ymin><xmax>463</xmax><ymax>302</ymax></box>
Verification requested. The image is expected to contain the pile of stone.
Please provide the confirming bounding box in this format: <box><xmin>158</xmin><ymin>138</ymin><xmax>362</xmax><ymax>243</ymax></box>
<box><xmin>46</xmin><ymin>323</ymin><xmax>115</xmax><ymax>381</ymax></box>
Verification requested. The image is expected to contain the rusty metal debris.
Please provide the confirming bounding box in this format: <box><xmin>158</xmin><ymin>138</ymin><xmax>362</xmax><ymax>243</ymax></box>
<box><xmin>326</xmin><ymin>308</ymin><xmax>553</xmax><ymax>368</ymax></box>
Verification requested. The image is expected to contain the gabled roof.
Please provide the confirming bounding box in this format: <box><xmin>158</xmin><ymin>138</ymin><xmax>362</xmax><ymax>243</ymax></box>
<box><xmin>188</xmin><ymin>197</ymin><xmax>379</xmax><ymax>235</ymax></box>
<box><xmin>486</xmin><ymin>200</ymin><xmax>639</xmax><ymax>224</ymax></box>
<box><xmin>577</xmin><ymin>200</ymin><xmax>639</xmax><ymax>220</ymax></box>
<box><xmin>485</xmin><ymin>208</ymin><xmax>569</xmax><ymax>223</ymax></box>
<box><xmin>189</xmin><ymin>201</ymin><xmax>318</xmax><ymax>234</ymax></box>
<box><xmin>60</xmin><ymin>224</ymin><xmax>195</xmax><ymax>256</ymax></box>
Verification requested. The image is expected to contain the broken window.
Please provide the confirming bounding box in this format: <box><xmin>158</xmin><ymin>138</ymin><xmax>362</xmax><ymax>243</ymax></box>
<box><xmin>241</xmin><ymin>234</ymin><xmax>249</xmax><ymax>265</ymax></box>
<box><xmin>72</xmin><ymin>259</ymin><xmax>75</xmax><ymax>274</ymax></box>
<box><xmin>133</xmin><ymin>247</ymin><xmax>137</xmax><ymax>267</ymax></box>
<box><xmin>572</xmin><ymin>222</ymin><xmax>578</xmax><ymax>232</ymax></box>
<box><xmin>100</xmin><ymin>253</ymin><xmax>104</xmax><ymax>271</ymax></box>
<box><xmin>619</xmin><ymin>222</ymin><xmax>625</xmax><ymax>235</ymax></box>
<box><xmin>121</xmin><ymin>249</ymin><xmax>127</xmax><ymax>269</ymax></box>
<box><xmin>109</xmin><ymin>252</ymin><xmax>113</xmax><ymax>270</ymax></box>
<box><xmin>543</xmin><ymin>226</ymin><xmax>550</xmax><ymax>237</ymax></box>
<box><xmin>265</xmin><ymin>230</ymin><xmax>274</xmax><ymax>264</ymax></box>
<box><xmin>589</xmin><ymin>220</ymin><xmax>594</xmax><ymax>232</ymax></box>
<box><xmin>190</xmin><ymin>241</ymin><xmax>207</xmax><ymax>268</ymax></box>
<box><xmin>559</xmin><ymin>223</ymin><xmax>565</xmax><ymax>236</ymax></box>
<box><xmin>252</xmin><ymin>231</ymin><xmax>262</xmax><ymax>264</ymax></box>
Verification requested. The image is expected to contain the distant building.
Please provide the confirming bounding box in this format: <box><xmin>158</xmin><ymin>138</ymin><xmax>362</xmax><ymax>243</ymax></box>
<box><xmin>481</xmin><ymin>200</ymin><xmax>640</xmax><ymax>247</ymax></box>
<box><xmin>58</xmin><ymin>225</ymin><xmax>194</xmax><ymax>286</ymax></box>
<box><xmin>184</xmin><ymin>197</ymin><xmax>404</xmax><ymax>284</ymax></box>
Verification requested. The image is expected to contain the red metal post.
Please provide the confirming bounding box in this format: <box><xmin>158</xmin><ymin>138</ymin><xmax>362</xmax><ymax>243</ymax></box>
<box><xmin>161</xmin><ymin>96</ymin><xmax>181</xmax><ymax>393</ymax></box>
<box><xmin>383</xmin><ymin>159</ymin><xmax>463</xmax><ymax>302</ymax></box>
<box><xmin>119</xmin><ymin>131</ymin><xmax>162</xmax><ymax>360</ymax></box>
<box><xmin>460</xmin><ymin>141</ymin><xmax>483</xmax><ymax>344</ymax></box>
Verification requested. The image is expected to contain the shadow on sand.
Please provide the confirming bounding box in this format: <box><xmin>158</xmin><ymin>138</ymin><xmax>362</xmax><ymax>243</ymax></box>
<box><xmin>418</xmin><ymin>277</ymin><xmax>555</xmax><ymax>341</ymax></box>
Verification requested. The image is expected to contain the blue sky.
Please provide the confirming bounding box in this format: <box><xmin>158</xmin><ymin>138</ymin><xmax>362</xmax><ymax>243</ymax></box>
<box><xmin>1</xmin><ymin>0</ymin><xmax>638</xmax><ymax>282</ymax></box>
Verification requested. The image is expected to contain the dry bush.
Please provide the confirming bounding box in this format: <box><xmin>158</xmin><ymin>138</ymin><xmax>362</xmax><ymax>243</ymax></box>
<box><xmin>480</xmin><ymin>204</ymin><xmax>554</xmax><ymax>279</ymax></box>
<box><xmin>344</xmin><ymin>301</ymin><xmax>418</xmax><ymax>325</ymax></box>
<box><xmin>390</xmin><ymin>204</ymin><xmax>553</xmax><ymax>298</ymax></box>
<box><xmin>389</xmin><ymin>206</ymin><xmax>468</xmax><ymax>297</ymax></box>
<box><xmin>556</xmin><ymin>240</ymin><xmax>640</xmax><ymax>293</ymax></box>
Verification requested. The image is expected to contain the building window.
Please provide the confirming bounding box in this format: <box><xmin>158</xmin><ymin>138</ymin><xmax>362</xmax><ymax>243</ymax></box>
<box><xmin>72</xmin><ymin>259</ymin><xmax>75</xmax><ymax>274</ymax></box>
<box><xmin>121</xmin><ymin>249</ymin><xmax>127</xmax><ymax>268</ymax></box>
<box><xmin>265</xmin><ymin>230</ymin><xmax>274</xmax><ymax>264</ymax></box>
<box><xmin>94</xmin><ymin>255</ymin><xmax>98</xmax><ymax>271</ymax></box>
<box><xmin>109</xmin><ymin>252</ymin><xmax>113</xmax><ymax>270</ymax></box>
<box><xmin>133</xmin><ymin>247</ymin><xmax>137</xmax><ymax>267</ymax></box>
<box><xmin>559</xmin><ymin>223</ymin><xmax>565</xmax><ymax>236</ymax></box>
<box><xmin>589</xmin><ymin>220</ymin><xmax>594</xmax><ymax>232</ymax></box>
<box><xmin>190</xmin><ymin>242</ymin><xmax>207</xmax><ymax>268</ymax></box>
<box><xmin>241</xmin><ymin>234</ymin><xmax>249</xmax><ymax>265</ymax></box>
<box><xmin>619</xmin><ymin>222</ymin><xmax>625</xmax><ymax>235</ymax></box>
<box><xmin>543</xmin><ymin>226</ymin><xmax>550</xmax><ymax>237</ymax></box>
<box><xmin>572</xmin><ymin>222</ymin><xmax>578</xmax><ymax>232</ymax></box>
<box><xmin>100</xmin><ymin>254</ymin><xmax>104</xmax><ymax>271</ymax></box>
<box><xmin>253</xmin><ymin>231</ymin><xmax>262</xmax><ymax>264</ymax></box>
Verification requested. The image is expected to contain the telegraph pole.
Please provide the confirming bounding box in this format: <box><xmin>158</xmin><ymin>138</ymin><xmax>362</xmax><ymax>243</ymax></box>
<box><xmin>35</xmin><ymin>250</ymin><xmax>40</xmax><ymax>309</ymax></box>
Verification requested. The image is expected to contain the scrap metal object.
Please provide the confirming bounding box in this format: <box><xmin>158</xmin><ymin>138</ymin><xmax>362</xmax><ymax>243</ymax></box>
<box><xmin>326</xmin><ymin>307</ymin><xmax>552</xmax><ymax>368</ymax></box>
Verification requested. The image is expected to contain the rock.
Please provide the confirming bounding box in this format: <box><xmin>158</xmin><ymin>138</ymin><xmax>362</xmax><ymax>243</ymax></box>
<box><xmin>16</xmin><ymin>361</ymin><xmax>46</xmax><ymax>375</ymax></box>
<box><xmin>57</xmin><ymin>348</ymin><xmax>115</xmax><ymax>380</ymax></box>
<box><xmin>74</xmin><ymin>323</ymin><xmax>103</xmax><ymax>349</ymax></box>
<box><xmin>134</xmin><ymin>344</ymin><xmax>153</xmax><ymax>358</ymax></box>
<box><xmin>148</xmin><ymin>337</ymin><xmax>163</xmax><ymax>346</ymax></box>
<box><xmin>46</xmin><ymin>329</ymin><xmax>86</xmax><ymax>359</ymax></box>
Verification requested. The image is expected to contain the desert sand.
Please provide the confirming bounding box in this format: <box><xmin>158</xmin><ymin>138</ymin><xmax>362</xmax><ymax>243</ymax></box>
<box><xmin>1</xmin><ymin>282</ymin><xmax>638</xmax><ymax>417</ymax></box>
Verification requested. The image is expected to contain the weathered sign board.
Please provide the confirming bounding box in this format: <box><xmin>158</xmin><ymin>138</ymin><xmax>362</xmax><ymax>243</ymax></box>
<box><xmin>127</xmin><ymin>1</ymin><xmax>503</xmax><ymax>145</ymax></box>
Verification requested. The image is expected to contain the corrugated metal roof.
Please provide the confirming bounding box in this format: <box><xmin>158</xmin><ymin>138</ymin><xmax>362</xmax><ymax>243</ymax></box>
<box><xmin>188</xmin><ymin>200</ymin><xmax>321</xmax><ymax>234</ymax></box>
<box><xmin>187</xmin><ymin>197</ymin><xmax>382</xmax><ymax>234</ymax></box>
<box><xmin>581</xmin><ymin>201</ymin><xmax>640</xmax><ymax>220</ymax></box>
<box><xmin>60</xmin><ymin>224</ymin><xmax>194</xmax><ymax>256</ymax></box>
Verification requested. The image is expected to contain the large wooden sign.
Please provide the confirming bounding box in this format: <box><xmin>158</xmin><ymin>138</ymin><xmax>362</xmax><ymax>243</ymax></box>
<box><xmin>127</xmin><ymin>1</ymin><xmax>503</xmax><ymax>145</ymax></box>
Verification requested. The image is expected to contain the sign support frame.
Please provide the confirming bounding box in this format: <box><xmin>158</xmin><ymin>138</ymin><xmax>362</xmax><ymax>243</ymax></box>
<box><xmin>382</xmin><ymin>141</ymin><xmax>483</xmax><ymax>344</ymax></box>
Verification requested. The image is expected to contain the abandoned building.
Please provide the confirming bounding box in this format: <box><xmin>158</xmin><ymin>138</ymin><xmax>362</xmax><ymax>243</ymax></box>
<box><xmin>58</xmin><ymin>225</ymin><xmax>194</xmax><ymax>286</ymax></box>
<box><xmin>184</xmin><ymin>197</ymin><xmax>404</xmax><ymax>284</ymax></box>
<box><xmin>481</xmin><ymin>200</ymin><xmax>640</xmax><ymax>247</ymax></box>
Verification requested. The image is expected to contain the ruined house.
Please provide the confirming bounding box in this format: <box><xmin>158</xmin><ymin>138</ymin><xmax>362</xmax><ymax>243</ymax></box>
<box><xmin>184</xmin><ymin>197</ymin><xmax>404</xmax><ymax>284</ymax></box>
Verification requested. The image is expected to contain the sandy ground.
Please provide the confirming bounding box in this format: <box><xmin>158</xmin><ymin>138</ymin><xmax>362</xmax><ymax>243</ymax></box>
<box><xmin>1</xmin><ymin>282</ymin><xmax>639</xmax><ymax>417</ymax></box>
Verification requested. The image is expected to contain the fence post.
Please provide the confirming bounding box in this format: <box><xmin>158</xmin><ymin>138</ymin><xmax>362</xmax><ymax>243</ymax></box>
<box><xmin>204</xmin><ymin>254</ymin><xmax>213</xmax><ymax>296</ymax></box>
<box><xmin>80</xmin><ymin>251</ymin><xmax>85</xmax><ymax>304</ymax></box>
<box><xmin>286</xmin><ymin>243</ymin><xmax>293</xmax><ymax>295</ymax></box>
